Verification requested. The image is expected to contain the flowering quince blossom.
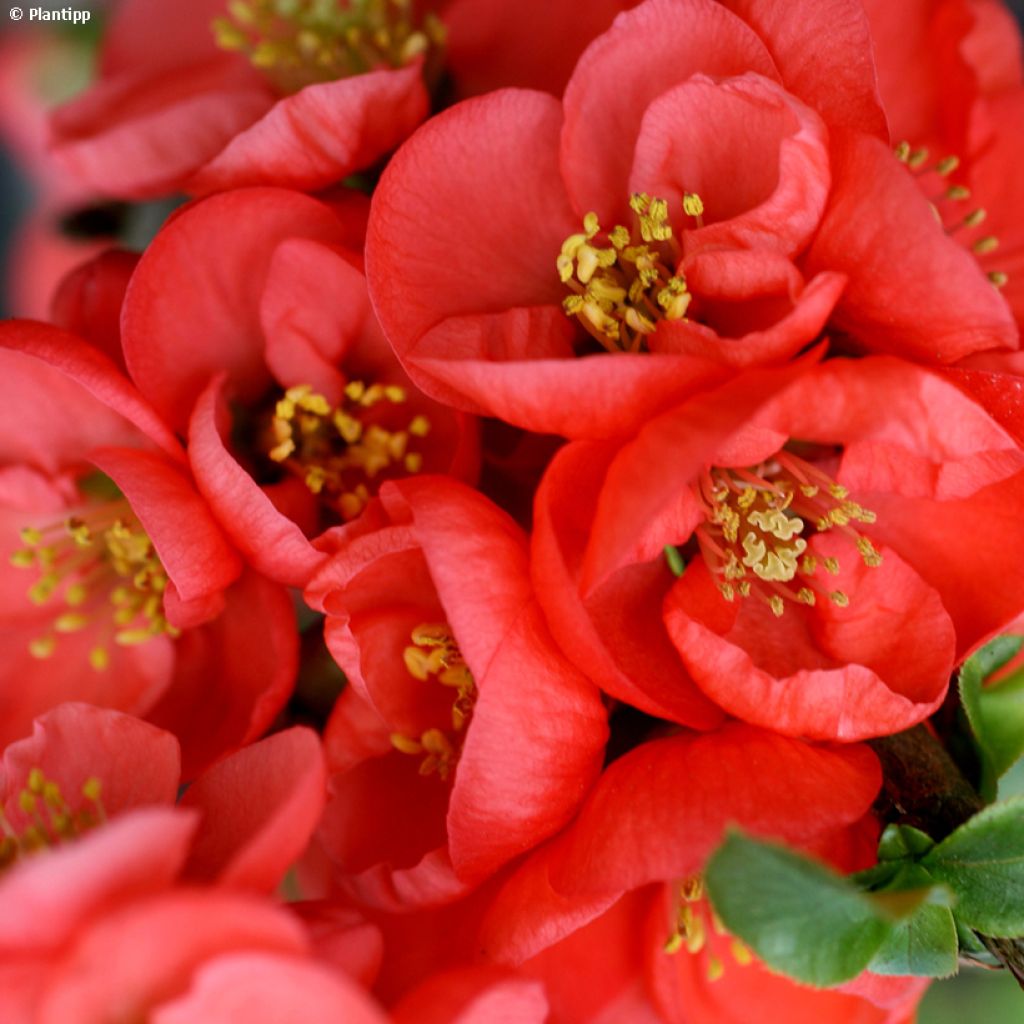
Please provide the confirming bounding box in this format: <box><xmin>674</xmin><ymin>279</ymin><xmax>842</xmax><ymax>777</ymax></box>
<box><xmin>475</xmin><ymin>725</ymin><xmax>883</xmax><ymax>962</ymax></box>
<box><xmin>301</xmin><ymin>475</ymin><xmax>606</xmax><ymax>909</ymax></box>
<box><xmin>304</xmin><ymin>477</ymin><xmax>608</xmax><ymax>908</ymax></box>
<box><xmin>361</xmin><ymin>724</ymin><xmax>920</xmax><ymax>1021</ymax></box>
<box><xmin>0</xmin><ymin>320</ymin><xmax>298</xmax><ymax>772</ymax></box>
<box><xmin>860</xmin><ymin>0</ymin><xmax>1024</xmax><ymax>329</ymax></box>
<box><xmin>117</xmin><ymin>186</ymin><xmax>477</xmax><ymax>588</ymax></box>
<box><xmin>0</xmin><ymin>703</ymin><xmax>383</xmax><ymax>1023</ymax></box>
<box><xmin>47</xmin><ymin>0</ymin><xmax>636</xmax><ymax>200</ymax></box>
<box><xmin>365</xmin><ymin>0</ymin><xmax>1017</xmax><ymax>441</ymax></box>
<box><xmin>534</xmin><ymin>357</ymin><xmax>1024</xmax><ymax>738</ymax></box>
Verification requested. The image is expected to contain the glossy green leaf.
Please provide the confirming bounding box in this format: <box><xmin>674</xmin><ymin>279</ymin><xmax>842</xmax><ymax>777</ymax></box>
<box><xmin>877</xmin><ymin>824</ymin><xmax>935</xmax><ymax>863</ymax></box>
<box><xmin>868</xmin><ymin>903</ymin><xmax>958</xmax><ymax>977</ymax></box>
<box><xmin>973</xmin><ymin>635</ymin><xmax>1024</xmax><ymax>678</ymax></box>
<box><xmin>705</xmin><ymin>831</ymin><xmax>895</xmax><ymax>986</ymax></box>
<box><xmin>960</xmin><ymin>636</ymin><xmax>1024</xmax><ymax>797</ymax></box>
<box><xmin>922</xmin><ymin>798</ymin><xmax>1024</xmax><ymax>937</ymax></box>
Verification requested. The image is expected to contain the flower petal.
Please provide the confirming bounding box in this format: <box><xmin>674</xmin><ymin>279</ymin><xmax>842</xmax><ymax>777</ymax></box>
<box><xmin>188</xmin><ymin>64</ymin><xmax>429</xmax><ymax>195</ymax></box>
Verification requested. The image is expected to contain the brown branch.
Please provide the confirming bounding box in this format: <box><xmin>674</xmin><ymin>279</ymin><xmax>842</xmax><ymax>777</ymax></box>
<box><xmin>868</xmin><ymin>726</ymin><xmax>1024</xmax><ymax>991</ymax></box>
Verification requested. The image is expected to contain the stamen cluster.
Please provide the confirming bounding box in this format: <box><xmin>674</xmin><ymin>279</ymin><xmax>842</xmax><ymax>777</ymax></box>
<box><xmin>896</xmin><ymin>140</ymin><xmax>1008</xmax><ymax>288</ymax></box>
<box><xmin>267</xmin><ymin>381</ymin><xmax>430</xmax><ymax>520</ymax></box>
<box><xmin>12</xmin><ymin>504</ymin><xmax>176</xmax><ymax>670</ymax></box>
<box><xmin>0</xmin><ymin>768</ymin><xmax>104</xmax><ymax>870</ymax></box>
<box><xmin>213</xmin><ymin>0</ymin><xmax>446</xmax><ymax>93</ymax></box>
<box><xmin>557</xmin><ymin>192</ymin><xmax>702</xmax><ymax>353</ymax></box>
<box><xmin>693</xmin><ymin>453</ymin><xmax>881</xmax><ymax>616</ymax></box>
<box><xmin>664</xmin><ymin>876</ymin><xmax>753</xmax><ymax>982</ymax></box>
<box><xmin>390</xmin><ymin>623</ymin><xmax>476</xmax><ymax>781</ymax></box>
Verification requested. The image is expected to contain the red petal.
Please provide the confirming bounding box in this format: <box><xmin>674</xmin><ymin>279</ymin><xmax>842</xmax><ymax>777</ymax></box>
<box><xmin>181</xmin><ymin>727</ymin><xmax>325</xmax><ymax>892</ymax></box>
<box><xmin>663</xmin><ymin>539</ymin><xmax>954</xmax><ymax>741</ymax></box>
<box><xmin>50</xmin><ymin>59</ymin><xmax>274</xmax><ymax>199</ymax></box>
<box><xmin>101</xmin><ymin>0</ymin><xmax>231</xmax><ymax>75</ymax></box>
<box><xmin>533</xmin><ymin>441</ymin><xmax>723</xmax><ymax>727</ymax></box>
<box><xmin>443</xmin><ymin>0</ymin><xmax>628</xmax><ymax>97</ymax></box>
<box><xmin>629</xmin><ymin>74</ymin><xmax>829</xmax><ymax>258</ymax></box>
<box><xmin>0</xmin><ymin>807</ymin><xmax>196</xmax><ymax>953</ymax></box>
<box><xmin>560</xmin><ymin>0</ymin><xmax>778</xmax><ymax>222</ymax></box>
<box><xmin>188</xmin><ymin>64</ymin><xmax>429</xmax><ymax>195</ymax></box>
<box><xmin>37</xmin><ymin>890</ymin><xmax>308</xmax><ymax>1021</ymax></box>
<box><xmin>188</xmin><ymin>378</ymin><xmax>324</xmax><ymax>587</ymax></box>
<box><xmin>0</xmin><ymin>625</ymin><xmax>175</xmax><ymax>752</ymax></box>
<box><xmin>392</xmin><ymin>967</ymin><xmax>548</xmax><ymax>1024</ymax></box>
<box><xmin>151</xmin><ymin>953</ymin><xmax>388</xmax><ymax>1024</ymax></box>
<box><xmin>122</xmin><ymin>188</ymin><xmax>346</xmax><ymax>430</ymax></box>
<box><xmin>260</xmin><ymin>239</ymin><xmax>369</xmax><ymax>405</ymax></box>
<box><xmin>2</xmin><ymin>703</ymin><xmax>179</xmax><ymax>821</ymax></box>
<box><xmin>366</xmin><ymin>88</ymin><xmax>575</xmax><ymax>372</ymax></box>
<box><xmin>806</xmin><ymin>131</ymin><xmax>1017</xmax><ymax>361</ymax></box>
<box><xmin>550</xmin><ymin>724</ymin><xmax>880</xmax><ymax>897</ymax></box>
<box><xmin>720</xmin><ymin>0</ymin><xmax>887</xmax><ymax>136</ymax></box>
<box><xmin>50</xmin><ymin>249</ymin><xmax>139</xmax><ymax>373</ymax></box>
<box><xmin>0</xmin><ymin>320</ymin><xmax>183</xmax><ymax>470</ymax></box>
<box><xmin>90</xmin><ymin>445</ymin><xmax>243</xmax><ymax>603</ymax></box>
<box><xmin>145</xmin><ymin>569</ymin><xmax>298</xmax><ymax>779</ymax></box>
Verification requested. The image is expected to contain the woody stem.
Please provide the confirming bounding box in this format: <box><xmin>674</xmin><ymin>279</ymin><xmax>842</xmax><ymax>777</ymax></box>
<box><xmin>867</xmin><ymin>725</ymin><xmax>1024</xmax><ymax>987</ymax></box>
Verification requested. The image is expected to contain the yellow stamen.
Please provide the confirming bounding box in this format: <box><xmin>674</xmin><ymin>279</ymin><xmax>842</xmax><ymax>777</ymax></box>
<box><xmin>265</xmin><ymin>382</ymin><xmax>429</xmax><ymax>520</ymax></box>
<box><xmin>212</xmin><ymin>0</ymin><xmax>446</xmax><ymax>94</ymax></box>
<box><xmin>557</xmin><ymin>193</ymin><xmax>699</xmax><ymax>353</ymax></box>
<box><xmin>692</xmin><ymin>454</ymin><xmax>881</xmax><ymax>616</ymax></box>
<box><xmin>392</xmin><ymin>623</ymin><xmax>477</xmax><ymax>782</ymax></box>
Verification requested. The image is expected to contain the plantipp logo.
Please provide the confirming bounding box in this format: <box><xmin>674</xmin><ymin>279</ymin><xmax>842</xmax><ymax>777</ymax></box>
<box><xmin>18</xmin><ymin>6</ymin><xmax>92</xmax><ymax>22</ymax></box>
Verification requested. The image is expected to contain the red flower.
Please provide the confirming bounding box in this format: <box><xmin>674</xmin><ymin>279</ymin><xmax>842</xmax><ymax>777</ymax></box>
<box><xmin>0</xmin><ymin>321</ymin><xmax>297</xmax><ymax>773</ymax></box>
<box><xmin>1</xmin><ymin>702</ymin><xmax>326</xmax><ymax>893</ymax></box>
<box><xmin>0</xmin><ymin>702</ymin><xmax>372</xmax><ymax>1022</ymax></box>
<box><xmin>641</xmin><ymin>883</ymin><xmax>927</xmax><ymax>1024</ymax></box>
<box><xmin>366</xmin><ymin>0</ymin><xmax>1014</xmax><ymax>439</ymax></box>
<box><xmin>534</xmin><ymin>357</ymin><xmax>1024</xmax><ymax>740</ymax></box>
<box><xmin>806</xmin><ymin>0</ymin><xmax>1023</xmax><ymax>353</ymax></box>
<box><xmin>48</xmin><ymin>0</ymin><xmax>635</xmax><ymax>201</ymax></box>
<box><xmin>470</xmin><ymin>722</ymin><xmax>918</xmax><ymax>1019</ymax></box>
<box><xmin>304</xmin><ymin>477</ymin><xmax>608</xmax><ymax>908</ymax></box>
<box><xmin>118</xmin><ymin>187</ymin><xmax>477</xmax><ymax>588</ymax></box>
<box><xmin>367</xmin><ymin>0</ymin><xmax>853</xmax><ymax>437</ymax></box>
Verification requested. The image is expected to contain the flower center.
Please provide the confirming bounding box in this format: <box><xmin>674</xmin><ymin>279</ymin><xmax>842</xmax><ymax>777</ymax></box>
<box><xmin>12</xmin><ymin>494</ymin><xmax>176</xmax><ymax>671</ymax></box>
<box><xmin>895</xmin><ymin>141</ymin><xmax>1007</xmax><ymax>289</ymax></box>
<box><xmin>663</xmin><ymin>877</ymin><xmax>752</xmax><ymax>982</ymax></box>
<box><xmin>265</xmin><ymin>382</ymin><xmax>429</xmax><ymax>520</ymax></box>
<box><xmin>213</xmin><ymin>0</ymin><xmax>446</xmax><ymax>94</ymax></box>
<box><xmin>390</xmin><ymin>623</ymin><xmax>476</xmax><ymax>781</ymax></box>
<box><xmin>0</xmin><ymin>769</ymin><xmax>105</xmax><ymax>872</ymax></box>
<box><xmin>692</xmin><ymin>451</ymin><xmax>881</xmax><ymax>616</ymax></box>
<box><xmin>557</xmin><ymin>192</ymin><xmax>703</xmax><ymax>354</ymax></box>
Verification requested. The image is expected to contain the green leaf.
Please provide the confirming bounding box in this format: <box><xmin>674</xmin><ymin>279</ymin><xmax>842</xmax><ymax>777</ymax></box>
<box><xmin>851</xmin><ymin>861</ymin><xmax>902</xmax><ymax>892</ymax></box>
<box><xmin>868</xmin><ymin>903</ymin><xmax>959</xmax><ymax>977</ymax></box>
<box><xmin>922</xmin><ymin>798</ymin><xmax>1024</xmax><ymax>936</ymax></box>
<box><xmin>877</xmin><ymin>824</ymin><xmax>935</xmax><ymax>863</ymax></box>
<box><xmin>974</xmin><ymin>635</ymin><xmax>1024</xmax><ymax>678</ymax></box>
<box><xmin>705</xmin><ymin>831</ymin><xmax>896</xmax><ymax>986</ymax></box>
<box><xmin>960</xmin><ymin>636</ymin><xmax>1024</xmax><ymax>796</ymax></box>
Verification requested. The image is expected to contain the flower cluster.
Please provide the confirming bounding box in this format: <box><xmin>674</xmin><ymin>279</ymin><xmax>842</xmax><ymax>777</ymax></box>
<box><xmin>1</xmin><ymin>0</ymin><xmax>1024</xmax><ymax>1018</ymax></box>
